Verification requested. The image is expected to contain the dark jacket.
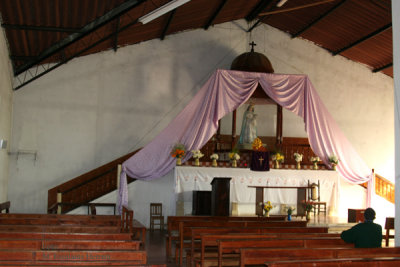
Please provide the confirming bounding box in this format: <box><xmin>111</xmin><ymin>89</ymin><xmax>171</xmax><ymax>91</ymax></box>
<box><xmin>340</xmin><ymin>221</ymin><xmax>382</xmax><ymax>248</ymax></box>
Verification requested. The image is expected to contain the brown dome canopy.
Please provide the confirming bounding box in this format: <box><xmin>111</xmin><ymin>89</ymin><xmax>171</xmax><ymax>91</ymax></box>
<box><xmin>231</xmin><ymin>43</ymin><xmax>274</xmax><ymax>100</ymax></box>
<box><xmin>230</xmin><ymin>51</ymin><xmax>274</xmax><ymax>73</ymax></box>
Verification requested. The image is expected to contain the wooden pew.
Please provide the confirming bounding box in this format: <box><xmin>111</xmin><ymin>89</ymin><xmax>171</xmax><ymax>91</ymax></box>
<box><xmin>192</xmin><ymin>232</ymin><xmax>340</xmax><ymax>267</ymax></box>
<box><xmin>166</xmin><ymin>215</ymin><xmax>286</xmax><ymax>260</ymax></box>
<box><xmin>215</xmin><ymin>238</ymin><xmax>352</xmax><ymax>267</ymax></box>
<box><xmin>264</xmin><ymin>257</ymin><xmax>400</xmax><ymax>267</ymax></box>
<box><xmin>121</xmin><ymin>205</ymin><xmax>147</xmax><ymax>247</ymax></box>
<box><xmin>176</xmin><ymin>220</ymin><xmax>309</xmax><ymax>266</ymax></box>
<box><xmin>0</xmin><ymin>232</ymin><xmax>133</xmax><ymax>240</ymax></box>
<box><xmin>0</xmin><ymin>239</ymin><xmax>141</xmax><ymax>250</ymax></box>
<box><xmin>0</xmin><ymin>224</ymin><xmax>121</xmax><ymax>233</ymax></box>
<box><xmin>188</xmin><ymin>228</ymin><xmax>336</xmax><ymax>267</ymax></box>
<box><xmin>0</xmin><ymin>249</ymin><xmax>147</xmax><ymax>266</ymax></box>
<box><xmin>0</xmin><ymin>216</ymin><xmax>121</xmax><ymax>227</ymax></box>
<box><xmin>240</xmin><ymin>247</ymin><xmax>400</xmax><ymax>267</ymax></box>
<box><xmin>0</xmin><ymin>209</ymin><xmax>147</xmax><ymax>266</ymax></box>
<box><xmin>179</xmin><ymin>224</ymin><xmax>326</xmax><ymax>264</ymax></box>
<box><xmin>0</xmin><ymin>213</ymin><xmax>120</xmax><ymax>221</ymax></box>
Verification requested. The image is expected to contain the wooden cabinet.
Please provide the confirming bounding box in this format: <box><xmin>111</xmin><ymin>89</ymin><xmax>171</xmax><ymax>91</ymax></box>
<box><xmin>192</xmin><ymin>191</ymin><xmax>211</xmax><ymax>215</ymax></box>
<box><xmin>211</xmin><ymin>177</ymin><xmax>231</xmax><ymax>216</ymax></box>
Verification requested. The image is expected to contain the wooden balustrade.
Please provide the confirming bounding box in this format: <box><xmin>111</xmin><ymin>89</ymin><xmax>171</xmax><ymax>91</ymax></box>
<box><xmin>48</xmin><ymin>149</ymin><xmax>140</xmax><ymax>214</ymax></box>
<box><xmin>200</xmin><ymin>135</ymin><xmax>318</xmax><ymax>166</ymax></box>
<box><xmin>375</xmin><ymin>173</ymin><xmax>394</xmax><ymax>204</ymax></box>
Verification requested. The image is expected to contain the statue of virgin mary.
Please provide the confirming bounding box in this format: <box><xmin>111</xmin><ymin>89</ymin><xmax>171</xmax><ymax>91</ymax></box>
<box><xmin>239</xmin><ymin>104</ymin><xmax>257</xmax><ymax>148</ymax></box>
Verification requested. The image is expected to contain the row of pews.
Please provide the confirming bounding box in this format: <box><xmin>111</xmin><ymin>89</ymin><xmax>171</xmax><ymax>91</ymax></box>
<box><xmin>166</xmin><ymin>215</ymin><xmax>400</xmax><ymax>267</ymax></box>
<box><xmin>0</xmin><ymin>204</ymin><xmax>148</xmax><ymax>266</ymax></box>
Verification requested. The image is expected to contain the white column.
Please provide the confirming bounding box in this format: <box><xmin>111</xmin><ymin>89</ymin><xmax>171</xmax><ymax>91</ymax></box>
<box><xmin>393</xmin><ymin>0</ymin><xmax>400</xmax><ymax>247</ymax></box>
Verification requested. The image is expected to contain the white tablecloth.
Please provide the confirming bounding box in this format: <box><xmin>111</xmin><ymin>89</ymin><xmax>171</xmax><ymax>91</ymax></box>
<box><xmin>175</xmin><ymin>166</ymin><xmax>340</xmax><ymax>215</ymax></box>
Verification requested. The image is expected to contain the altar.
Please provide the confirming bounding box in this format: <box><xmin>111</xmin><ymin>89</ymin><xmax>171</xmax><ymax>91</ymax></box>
<box><xmin>175</xmin><ymin>166</ymin><xmax>340</xmax><ymax>216</ymax></box>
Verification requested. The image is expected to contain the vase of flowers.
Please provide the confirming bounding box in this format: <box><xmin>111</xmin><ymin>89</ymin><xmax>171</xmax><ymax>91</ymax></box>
<box><xmin>262</xmin><ymin>201</ymin><xmax>273</xmax><ymax>217</ymax></box>
<box><xmin>310</xmin><ymin>156</ymin><xmax>320</xmax><ymax>170</ymax></box>
<box><xmin>171</xmin><ymin>143</ymin><xmax>186</xmax><ymax>166</ymax></box>
<box><xmin>210</xmin><ymin>153</ymin><xmax>218</xmax><ymax>167</ymax></box>
<box><xmin>252</xmin><ymin>137</ymin><xmax>267</xmax><ymax>151</ymax></box>
<box><xmin>191</xmin><ymin>150</ymin><xmax>204</xmax><ymax>166</ymax></box>
<box><xmin>303</xmin><ymin>201</ymin><xmax>313</xmax><ymax>221</ymax></box>
<box><xmin>286</xmin><ymin>206</ymin><xmax>295</xmax><ymax>221</ymax></box>
<box><xmin>229</xmin><ymin>150</ymin><xmax>240</xmax><ymax>168</ymax></box>
<box><xmin>272</xmin><ymin>152</ymin><xmax>284</xmax><ymax>169</ymax></box>
<box><xmin>294</xmin><ymin>152</ymin><xmax>303</xmax><ymax>170</ymax></box>
<box><xmin>328</xmin><ymin>155</ymin><xmax>339</xmax><ymax>171</ymax></box>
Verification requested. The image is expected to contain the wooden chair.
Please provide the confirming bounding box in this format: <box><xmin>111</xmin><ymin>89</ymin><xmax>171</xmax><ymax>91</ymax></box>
<box><xmin>307</xmin><ymin>180</ymin><xmax>326</xmax><ymax>216</ymax></box>
<box><xmin>384</xmin><ymin>217</ymin><xmax>394</xmax><ymax>247</ymax></box>
<box><xmin>89</xmin><ymin>204</ymin><xmax>96</xmax><ymax>215</ymax></box>
<box><xmin>0</xmin><ymin>201</ymin><xmax>10</xmax><ymax>213</ymax></box>
<box><xmin>150</xmin><ymin>203</ymin><xmax>164</xmax><ymax>231</ymax></box>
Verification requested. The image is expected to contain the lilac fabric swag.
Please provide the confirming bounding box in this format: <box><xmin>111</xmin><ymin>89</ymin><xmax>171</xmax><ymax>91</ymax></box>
<box><xmin>118</xmin><ymin>69</ymin><xmax>371</xmax><ymax>212</ymax></box>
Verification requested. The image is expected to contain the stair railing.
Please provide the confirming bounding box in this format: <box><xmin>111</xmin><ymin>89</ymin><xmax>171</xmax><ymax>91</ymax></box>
<box><xmin>48</xmin><ymin>149</ymin><xmax>140</xmax><ymax>214</ymax></box>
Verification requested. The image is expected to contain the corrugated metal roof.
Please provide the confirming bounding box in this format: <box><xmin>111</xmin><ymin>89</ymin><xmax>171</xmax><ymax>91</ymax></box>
<box><xmin>0</xmin><ymin>0</ymin><xmax>393</xmax><ymax>90</ymax></box>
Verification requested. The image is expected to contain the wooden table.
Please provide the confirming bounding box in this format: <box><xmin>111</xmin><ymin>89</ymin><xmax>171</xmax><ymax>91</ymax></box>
<box><xmin>248</xmin><ymin>186</ymin><xmax>311</xmax><ymax>217</ymax></box>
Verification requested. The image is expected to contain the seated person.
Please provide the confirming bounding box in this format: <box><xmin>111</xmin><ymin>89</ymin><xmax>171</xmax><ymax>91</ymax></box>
<box><xmin>341</xmin><ymin>207</ymin><xmax>382</xmax><ymax>248</ymax></box>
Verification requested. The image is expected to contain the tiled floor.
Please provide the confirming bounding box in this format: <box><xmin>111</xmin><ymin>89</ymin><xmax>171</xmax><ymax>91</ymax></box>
<box><xmin>146</xmin><ymin>229</ymin><xmax>177</xmax><ymax>267</ymax></box>
<box><xmin>144</xmin><ymin>214</ymin><xmax>392</xmax><ymax>267</ymax></box>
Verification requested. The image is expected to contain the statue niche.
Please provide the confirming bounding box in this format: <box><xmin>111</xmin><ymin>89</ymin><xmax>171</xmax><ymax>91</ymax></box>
<box><xmin>229</xmin><ymin>42</ymin><xmax>283</xmax><ymax>152</ymax></box>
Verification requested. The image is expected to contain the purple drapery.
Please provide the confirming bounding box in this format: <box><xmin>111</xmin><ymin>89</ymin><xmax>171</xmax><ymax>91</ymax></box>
<box><xmin>118</xmin><ymin>69</ymin><xmax>371</xmax><ymax>213</ymax></box>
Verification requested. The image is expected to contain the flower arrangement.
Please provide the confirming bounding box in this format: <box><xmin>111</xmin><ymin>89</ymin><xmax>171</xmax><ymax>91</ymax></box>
<box><xmin>210</xmin><ymin>153</ymin><xmax>219</xmax><ymax>160</ymax></box>
<box><xmin>229</xmin><ymin>151</ymin><xmax>240</xmax><ymax>161</ymax></box>
<box><xmin>303</xmin><ymin>201</ymin><xmax>313</xmax><ymax>212</ymax></box>
<box><xmin>293</xmin><ymin>152</ymin><xmax>303</xmax><ymax>162</ymax></box>
<box><xmin>252</xmin><ymin>137</ymin><xmax>267</xmax><ymax>152</ymax></box>
<box><xmin>263</xmin><ymin>201</ymin><xmax>274</xmax><ymax>212</ymax></box>
<box><xmin>328</xmin><ymin>155</ymin><xmax>339</xmax><ymax>164</ymax></box>
<box><xmin>191</xmin><ymin>149</ymin><xmax>204</xmax><ymax>159</ymax></box>
<box><xmin>285</xmin><ymin>206</ymin><xmax>296</xmax><ymax>215</ymax></box>
<box><xmin>272</xmin><ymin>152</ymin><xmax>284</xmax><ymax>163</ymax></box>
<box><xmin>170</xmin><ymin>143</ymin><xmax>186</xmax><ymax>158</ymax></box>
<box><xmin>310</xmin><ymin>156</ymin><xmax>320</xmax><ymax>163</ymax></box>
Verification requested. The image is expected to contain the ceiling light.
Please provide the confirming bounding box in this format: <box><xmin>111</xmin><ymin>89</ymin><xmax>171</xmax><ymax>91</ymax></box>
<box><xmin>276</xmin><ymin>0</ymin><xmax>288</xmax><ymax>7</ymax></box>
<box><xmin>138</xmin><ymin>0</ymin><xmax>191</xmax><ymax>24</ymax></box>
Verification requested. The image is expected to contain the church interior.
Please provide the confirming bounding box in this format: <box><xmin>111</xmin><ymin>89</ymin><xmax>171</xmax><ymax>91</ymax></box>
<box><xmin>0</xmin><ymin>0</ymin><xmax>399</xmax><ymax>266</ymax></box>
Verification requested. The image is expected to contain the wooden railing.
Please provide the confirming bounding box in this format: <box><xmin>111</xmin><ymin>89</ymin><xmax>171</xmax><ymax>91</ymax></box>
<box><xmin>375</xmin><ymin>173</ymin><xmax>395</xmax><ymax>204</ymax></box>
<box><xmin>201</xmin><ymin>135</ymin><xmax>319</xmax><ymax>165</ymax></box>
<box><xmin>48</xmin><ymin>149</ymin><xmax>140</xmax><ymax>214</ymax></box>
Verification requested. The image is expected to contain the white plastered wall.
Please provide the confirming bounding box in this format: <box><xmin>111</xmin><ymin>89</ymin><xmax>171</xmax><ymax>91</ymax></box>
<box><xmin>9</xmin><ymin>20</ymin><xmax>394</xmax><ymax>225</ymax></box>
<box><xmin>0</xmin><ymin>26</ymin><xmax>13</xmax><ymax>203</ymax></box>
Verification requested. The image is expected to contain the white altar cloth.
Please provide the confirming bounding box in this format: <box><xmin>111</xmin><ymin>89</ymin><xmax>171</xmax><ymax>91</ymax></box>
<box><xmin>175</xmin><ymin>166</ymin><xmax>340</xmax><ymax>216</ymax></box>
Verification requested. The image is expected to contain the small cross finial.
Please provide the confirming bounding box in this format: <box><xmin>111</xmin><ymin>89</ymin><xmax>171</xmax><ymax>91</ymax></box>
<box><xmin>249</xmin><ymin>41</ymin><xmax>256</xmax><ymax>52</ymax></box>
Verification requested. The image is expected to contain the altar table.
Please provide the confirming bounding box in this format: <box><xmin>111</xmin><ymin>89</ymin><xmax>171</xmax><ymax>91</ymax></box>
<box><xmin>175</xmin><ymin>166</ymin><xmax>340</xmax><ymax>216</ymax></box>
<box><xmin>248</xmin><ymin>186</ymin><xmax>312</xmax><ymax>216</ymax></box>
